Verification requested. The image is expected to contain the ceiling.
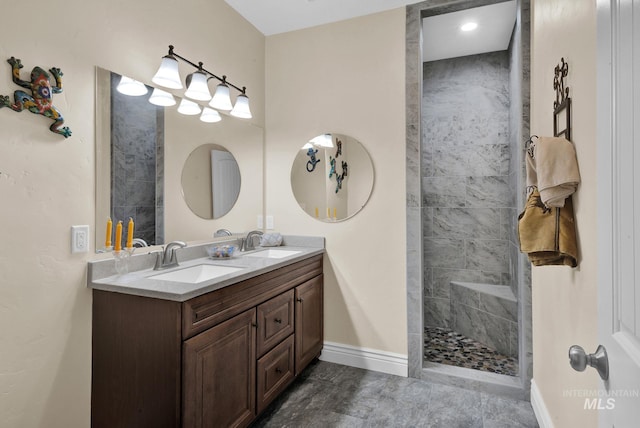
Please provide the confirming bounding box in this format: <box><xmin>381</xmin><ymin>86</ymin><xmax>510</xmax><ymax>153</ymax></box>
<box><xmin>422</xmin><ymin>1</ymin><xmax>516</xmax><ymax>62</ymax></box>
<box><xmin>225</xmin><ymin>0</ymin><xmax>516</xmax><ymax>61</ymax></box>
<box><xmin>224</xmin><ymin>0</ymin><xmax>423</xmax><ymax>36</ymax></box>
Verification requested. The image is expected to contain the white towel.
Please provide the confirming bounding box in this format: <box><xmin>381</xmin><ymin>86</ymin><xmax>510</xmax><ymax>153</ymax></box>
<box><xmin>528</xmin><ymin>136</ymin><xmax>580</xmax><ymax>207</ymax></box>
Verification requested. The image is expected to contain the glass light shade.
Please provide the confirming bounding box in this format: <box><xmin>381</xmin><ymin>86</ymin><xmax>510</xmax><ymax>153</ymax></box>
<box><xmin>310</xmin><ymin>134</ymin><xmax>333</xmax><ymax>148</ymax></box>
<box><xmin>148</xmin><ymin>88</ymin><xmax>176</xmax><ymax>106</ymax></box>
<box><xmin>152</xmin><ymin>55</ymin><xmax>183</xmax><ymax>89</ymax></box>
<box><xmin>301</xmin><ymin>143</ymin><xmax>313</xmax><ymax>150</ymax></box>
<box><xmin>209</xmin><ymin>83</ymin><xmax>233</xmax><ymax>111</ymax></box>
<box><xmin>177</xmin><ymin>98</ymin><xmax>201</xmax><ymax>115</ymax></box>
<box><xmin>116</xmin><ymin>76</ymin><xmax>148</xmax><ymax>96</ymax></box>
<box><xmin>184</xmin><ymin>71</ymin><xmax>212</xmax><ymax>101</ymax></box>
<box><xmin>200</xmin><ymin>107</ymin><xmax>222</xmax><ymax>123</ymax></box>
<box><xmin>230</xmin><ymin>94</ymin><xmax>252</xmax><ymax>119</ymax></box>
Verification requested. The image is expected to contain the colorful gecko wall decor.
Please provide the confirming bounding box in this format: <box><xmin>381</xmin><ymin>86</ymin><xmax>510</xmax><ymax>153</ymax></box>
<box><xmin>0</xmin><ymin>57</ymin><xmax>71</xmax><ymax>138</ymax></box>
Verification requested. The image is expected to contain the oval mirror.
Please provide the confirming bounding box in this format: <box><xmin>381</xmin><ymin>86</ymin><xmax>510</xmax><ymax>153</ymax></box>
<box><xmin>291</xmin><ymin>133</ymin><xmax>374</xmax><ymax>222</ymax></box>
<box><xmin>181</xmin><ymin>144</ymin><xmax>241</xmax><ymax>219</ymax></box>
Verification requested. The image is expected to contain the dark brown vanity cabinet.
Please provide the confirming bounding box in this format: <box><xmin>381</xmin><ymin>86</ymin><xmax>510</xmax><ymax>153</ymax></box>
<box><xmin>91</xmin><ymin>254</ymin><xmax>323</xmax><ymax>428</ymax></box>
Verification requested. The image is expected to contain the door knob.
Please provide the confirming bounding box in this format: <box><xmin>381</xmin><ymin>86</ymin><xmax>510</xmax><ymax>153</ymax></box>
<box><xmin>568</xmin><ymin>344</ymin><xmax>609</xmax><ymax>381</ymax></box>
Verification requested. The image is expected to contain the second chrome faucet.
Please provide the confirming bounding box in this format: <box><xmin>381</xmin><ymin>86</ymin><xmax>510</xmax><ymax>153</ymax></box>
<box><xmin>241</xmin><ymin>230</ymin><xmax>263</xmax><ymax>252</ymax></box>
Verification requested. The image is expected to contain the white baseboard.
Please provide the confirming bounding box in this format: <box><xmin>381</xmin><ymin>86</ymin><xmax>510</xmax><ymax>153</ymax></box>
<box><xmin>530</xmin><ymin>379</ymin><xmax>554</xmax><ymax>428</ymax></box>
<box><xmin>319</xmin><ymin>341</ymin><xmax>408</xmax><ymax>377</ymax></box>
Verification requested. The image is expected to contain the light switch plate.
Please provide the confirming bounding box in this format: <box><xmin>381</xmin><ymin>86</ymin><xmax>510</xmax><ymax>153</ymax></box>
<box><xmin>266</xmin><ymin>215</ymin><xmax>274</xmax><ymax>230</ymax></box>
<box><xmin>257</xmin><ymin>214</ymin><xmax>264</xmax><ymax>229</ymax></box>
<box><xmin>71</xmin><ymin>225</ymin><xmax>90</xmax><ymax>253</ymax></box>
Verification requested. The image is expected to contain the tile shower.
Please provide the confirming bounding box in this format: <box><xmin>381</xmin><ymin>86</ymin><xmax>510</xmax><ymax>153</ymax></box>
<box><xmin>422</xmin><ymin>51</ymin><xmax>518</xmax><ymax>374</ymax></box>
<box><xmin>417</xmin><ymin>0</ymin><xmax>531</xmax><ymax>382</ymax></box>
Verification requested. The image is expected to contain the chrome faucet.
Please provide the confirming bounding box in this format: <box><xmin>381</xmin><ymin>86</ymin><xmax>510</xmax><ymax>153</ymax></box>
<box><xmin>154</xmin><ymin>241</ymin><xmax>187</xmax><ymax>270</ymax></box>
<box><xmin>241</xmin><ymin>230</ymin><xmax>263</xmax><ymax>252</ymax></box>
<box><xmin>214</xmin><ymin>229</ymin><xmax>232</xmax><ymax>237</ymax></box>
<box><xmin>132</xmin><ymin>238</ymin><xmax>148</xmax><ymax>247</ymax></box>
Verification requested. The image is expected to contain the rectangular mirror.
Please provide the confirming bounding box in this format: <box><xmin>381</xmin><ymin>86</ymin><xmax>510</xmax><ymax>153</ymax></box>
<box><xmin>95</xmin><ymin>67</ymin><xmax>264</xmax><ymax>252</ymax></box>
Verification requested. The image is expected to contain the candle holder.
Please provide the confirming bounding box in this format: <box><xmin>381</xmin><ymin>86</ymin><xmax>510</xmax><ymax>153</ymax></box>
<box><xmin>113</xmin><ymin>247</ymin><xmax>135</xmax><ymax>275</ymax></box>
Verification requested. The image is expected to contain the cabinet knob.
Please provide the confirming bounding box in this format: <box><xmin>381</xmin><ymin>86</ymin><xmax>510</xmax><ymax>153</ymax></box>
<box><xmin>275</xmin><ymin>367</ymin><xmax>282</xmax><ymax>374</ymax></box>
<box><xmin>251</xmin><ymin>322</ymin><xmax>257</xmax><ymax>328</ymax></box>
<box><xmin>274</xmin><ymin>318</ymin><xmax>282</xmax><ymax>324</ymax></box>
<box><xmin>297</xmin><ymin>297</ymin><xmax>304</xmax><ymax>303</ymax></box>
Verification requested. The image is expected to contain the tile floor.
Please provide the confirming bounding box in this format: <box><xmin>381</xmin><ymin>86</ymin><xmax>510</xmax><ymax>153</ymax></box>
<box><xmin>252</xmin><ymin>360</ymin><xmax>539</xmax><ymax>428</ymax></box>
<box><xmin>424</xmin><ymin>327</ymin><xmax>519</xmax><ymax>377</ymax></box>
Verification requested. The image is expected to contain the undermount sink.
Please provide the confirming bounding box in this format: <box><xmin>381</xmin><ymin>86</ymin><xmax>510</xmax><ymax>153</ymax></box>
<box><xmin>149</xmin><ymin>264</ymin><xmax>244</xmax><ymax>284</ymax></box>
<box><xmin>242</xmin><ymin>249</ymin><xmax>301</xmax><ymax>259</ymax></box>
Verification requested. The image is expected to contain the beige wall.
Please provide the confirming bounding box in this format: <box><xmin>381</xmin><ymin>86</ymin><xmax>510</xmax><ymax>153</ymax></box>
<box><xmin>265</xmin><ymin>9</ymin><xmax>407</xmax><ymax>354</ymax></box>
<box><xmin>0</xmin><ymin>0</ymin><xmax>264</xmax><ymax>426</ymax></box>
<box><xmin>531</xmin><ymin>0</ymin><xmax>599</xmax><ymax>426</ymax></box>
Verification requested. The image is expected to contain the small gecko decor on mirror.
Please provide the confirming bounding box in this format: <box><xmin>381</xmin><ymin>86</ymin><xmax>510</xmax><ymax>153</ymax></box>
<box><xmin>325</xmin><ymin>137</ymin><xmax>350</xmax><ymax>193</ymax></box>
<box><xmin>306</xmin><ymin>147</ymin><xmax>320</xmax><ymax>172</ymax></box>
<box><xmin>0</xmin><ymin>56</ymin><xmax>71</xmax><ymax>138</ymax></box>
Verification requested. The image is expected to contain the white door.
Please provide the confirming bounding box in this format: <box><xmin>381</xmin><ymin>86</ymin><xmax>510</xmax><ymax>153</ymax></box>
<box><xmin>597</xmin><ymin>0</ymin><xmax>640</xmax><ymax>425</ymax></box>
<box><xmin>211</xmin><ymin>150</ymin><xmax>241</xmax><ymax>218</ymax></box>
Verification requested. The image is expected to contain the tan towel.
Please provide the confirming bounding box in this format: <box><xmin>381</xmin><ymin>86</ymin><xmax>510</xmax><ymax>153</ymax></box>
<box><xmin>530</xmin><ymin>136</ymin><xmax>580</xmax><ymax>207</ymax></box>
<box><xmin>518</xmin><ymin>190</ymin><xmax>578</xmax><ymax>267</ymax></box>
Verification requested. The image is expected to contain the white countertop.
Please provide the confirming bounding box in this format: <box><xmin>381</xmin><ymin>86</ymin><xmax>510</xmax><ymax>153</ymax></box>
<box><xmin>87</xmin><ymin>237</ymin><xmax>324</xmax><ymax>302</ymax></box>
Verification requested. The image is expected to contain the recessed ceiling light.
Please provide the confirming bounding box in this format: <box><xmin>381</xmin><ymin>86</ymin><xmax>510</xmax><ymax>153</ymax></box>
<box><xmin>460</xmin><ymin>22</ymin><xmax>478</xmax><ymax>32</ymax></box>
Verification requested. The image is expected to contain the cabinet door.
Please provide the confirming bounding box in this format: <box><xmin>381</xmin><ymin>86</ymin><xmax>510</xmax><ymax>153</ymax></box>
<box><xmin>295</xmin><ymin>274</ymin><xmax>324</xmax><ymax>374</ymax></box>
<box><xmin>183</xmin><ymin>308</ymin><xmax>256</xmax><ymax>428</ymax></box>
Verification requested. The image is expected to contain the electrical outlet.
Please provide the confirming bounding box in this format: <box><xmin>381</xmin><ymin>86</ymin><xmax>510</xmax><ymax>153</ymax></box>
<box><xmin>266</xmin><ymin>215</ymin><xmax>274</xmax><ymax>230</ymax></box>
<box><xmin>257</xmin><ymin>214</ymin><xmax>264</xmax><ymax>229</ymax></box>
<box><xmin>71</xmin><ymin>225</ymin><xmax>90</xmax><ymax>253</ymax></box>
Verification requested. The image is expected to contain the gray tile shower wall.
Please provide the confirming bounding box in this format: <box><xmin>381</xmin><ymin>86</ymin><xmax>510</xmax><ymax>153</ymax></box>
<box><xmin>422</xmin><ymin>51</ymin><xmax>516</xmax><ymax>330</ymax></box>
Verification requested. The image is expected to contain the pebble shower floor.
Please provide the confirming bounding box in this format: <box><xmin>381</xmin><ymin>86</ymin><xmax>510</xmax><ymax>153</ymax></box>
<box><xmin>424</xmin><ymin>327</ymin><xmax>518</xmax><ymax>377</ymax></box>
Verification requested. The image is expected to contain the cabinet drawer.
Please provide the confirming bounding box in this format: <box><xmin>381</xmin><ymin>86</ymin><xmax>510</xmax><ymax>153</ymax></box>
<box><xmin>256</xmin><ymin>290</ymin><xmax>294</xmax><ymax>357</ymax></box>
<box><xmin>256</xmin><ymin>335</ymin><xmax>295</xmax><ymax>414</ymax></box>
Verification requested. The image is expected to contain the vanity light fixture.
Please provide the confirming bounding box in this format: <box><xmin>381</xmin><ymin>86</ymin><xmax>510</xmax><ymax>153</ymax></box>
<box><xmin>209</xmin><ymin>79</ymin><xmax>234</xmax><ymax>111</ymax></box>
<box><xmin>230</xmin><ymin>93</ymin><xmax>252</xmax><ymax>118</ymax></box>
<box><xmin>116</xmin><ymin>76</ymin><xmax>148</xmax><ymax>96</ymax></box>
<box><xmin>151</xmin><ymin>53</ymin><xmax>183</xmax><ymax>89</ymax></box>
<box><xmin>200</xmin><ymin>107</ymin><xmax>222</xmax><ymax>123</ymax></box>
<box><xmin>183</xmin><ymin>69</ymin><xmax>212</xmax><ymax>101</ymax></box>
<box><xmin>460</xmin><ymin>22</ymin><xmax>478</xmax><ymax>32</ymax></box>
<box><xmin>148</xmin><ymin>87</ymin><xmax>176</xmax><ymax>106</ymax></box>
<box><xmin>152</xmin><ymin>45</ymin><xmax>252</xmax><ymax>119</ymax></box>
<box><xmin>309</xmin><ymin>133</ymin><xmax>334</xmax><ymax>148</ymax></box>
<box><xmin>177</xmin><ymin>98</ymin><xmax>201</xmax><ymax>115</ymax></box>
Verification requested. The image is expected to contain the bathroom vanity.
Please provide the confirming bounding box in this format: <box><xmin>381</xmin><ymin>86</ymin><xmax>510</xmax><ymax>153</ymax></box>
<box><xmin>88</xmin><ymin>239</ymin><xmax>324</xmax><ymax>428</ymax></box>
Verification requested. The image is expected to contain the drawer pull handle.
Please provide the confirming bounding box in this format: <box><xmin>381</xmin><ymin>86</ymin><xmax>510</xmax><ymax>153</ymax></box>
<box><xmin>275</xmin><ymin>367</ymin><xmax>282</xmax><ymax>374</ymax></box>
<box><xmin>274</xmin><ymin>318</ymin><xmax>282</xmax><ymax>324</ymax></box>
